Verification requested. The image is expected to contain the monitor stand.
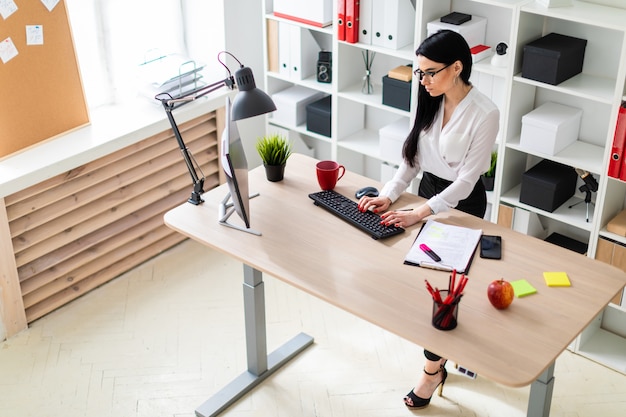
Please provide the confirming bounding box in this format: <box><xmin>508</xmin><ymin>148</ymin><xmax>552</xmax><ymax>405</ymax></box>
<box><xmin>218</xmin><ymin>192</ymin><xmax>262</xmax><ymax>235</ymax></box>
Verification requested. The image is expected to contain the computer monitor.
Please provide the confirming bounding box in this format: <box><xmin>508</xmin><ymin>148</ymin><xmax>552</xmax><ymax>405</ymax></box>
<box><xmin>219</xmin><ymin>97</ymin><xmax>261</xmax><ymax>235</ymax></box>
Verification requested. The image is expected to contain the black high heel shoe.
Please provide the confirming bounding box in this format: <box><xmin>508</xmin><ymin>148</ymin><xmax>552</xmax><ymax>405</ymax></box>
<box><xmin>403</xmin><ymin>365</ymin><xmax>448</xmax><ymax>408</ymax></box>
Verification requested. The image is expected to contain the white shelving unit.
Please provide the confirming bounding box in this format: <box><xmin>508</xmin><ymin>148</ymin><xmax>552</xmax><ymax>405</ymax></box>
<box><xmin>260</xmin><ymin>0</ymin><xmax>626</xmax><ymax>374</ymax></box>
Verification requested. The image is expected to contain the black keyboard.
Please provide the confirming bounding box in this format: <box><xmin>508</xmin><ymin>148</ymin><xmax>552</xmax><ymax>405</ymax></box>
<box><xmin>308</xmin><ymin>190</ymin><xmax>405</xmax><ymax>240</ymax></box>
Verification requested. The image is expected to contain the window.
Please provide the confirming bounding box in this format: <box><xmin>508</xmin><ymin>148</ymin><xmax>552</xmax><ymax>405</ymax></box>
<box><xmin>65</xmin><ymin>0</ymin><xmax>225</xmax><ymax>109</ymax></box>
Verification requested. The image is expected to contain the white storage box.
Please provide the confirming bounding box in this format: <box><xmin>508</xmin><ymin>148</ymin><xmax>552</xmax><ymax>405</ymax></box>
<box><xmin>427</xmin><ymin>15</ymin><xmax>487</xmax><ymax>48</ymax></box>
<box><xmin>379</xmin><ymin>118</ymin><xmax>410</xmax><ymax>164</ymax></box>
<box><xmin>381</xmin><ymin>162</ymin><xmax>398</xmax><ymax>183</ymax></box>
<box><xmin>270</xmin><ymin>86</ymin><xmax>325</xmax><ymax>127</ymax></box>
<box><xmin>273</xmin><ymin>0</ymin><xmax>333</xmax><ymax>27</ymax></box>
<box><xmin>520</xmin><ymin>102</ymin><xmax>582</xmax><ymax>155</ymax></box>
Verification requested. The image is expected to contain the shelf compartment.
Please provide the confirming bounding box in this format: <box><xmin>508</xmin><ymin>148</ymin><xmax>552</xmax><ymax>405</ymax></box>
<box><xmin>506</xmin><ymin>136</ymin><xmax>605</xmax><ymax>175</ymax></box>
<box><xmin>513</xmin><ymin>73</ymin><xmax>617</xmax><ymax>104</ymax></box>
<box><xmin>598</xmin><ymin>227</ymin><xmax>626</xmax><ymax>247</ymax></box>
<box><xmin>337</xmin><ymin>128</ymin><xmax>381</xmax><ymax>160</ymax></box>
<box><xmin>264</xmin><ymin>13</ymin><xmax>333</xmax><ymax>35</ymax></box>
<box><xmin>336</xmin><ymin>42</ymin><xmax>414</xmax><ymax>99</ymax></box>
<box><xmin>473</xmin><ymin>60</ymin><xmax>508</xmax><ymax>78</ymax></box>
<box><xmin>577</xmin><ymin>309</ymin><xmax>626</xmax><ymax>375</ymax></box>
<box><xmin>516</xmin><ymin>7</ymin><xmax>625</xmax><ymax>99</ymax></box>
<box><xmin>338</xmin><ymin>40</ymin><xmax>415</xmax><ymax>63</ymax></box>
<box><xmin>500</xmin><ymin>184</ymin><xmax>595</xmax><ymax>232</ymax></box>
<box><xmin>522</xmin><ymin>0</ymin><xmax>626</xmax><ymax>31</ymax></box>
<box><xmin>267</xmin><ymin>72</ymin><xmax>333</xmax><ymax>95</ymax></box>
<box><xmin>506</xmin><ymin>81</ymin><xmax>612</xmax><ymax>163</ymax></box>
<box><xmin>337</xmin><ymin>85</ymin><xmax>411</xmax><ymax>117</ymax></box>
<box><xmin>336</xmin><ymin>101</ymin><xmax>407</xmax><ymax>164</ymax></box>
<box><xmin>267</xmin><ymin>120</ymin><xmax>333</xmax><ymax>144</ymax></box>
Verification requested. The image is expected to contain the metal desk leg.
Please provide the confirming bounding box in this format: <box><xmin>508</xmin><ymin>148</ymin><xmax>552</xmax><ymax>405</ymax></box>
<box><xmin>195</xmin><ymin>265</ymin><xmax>314</xmax><ymax>417</ymax></box>
<box><xmin>527</xmin><ymin>362</ymin><xmax>555</xmax><ymax>417</ymax></box>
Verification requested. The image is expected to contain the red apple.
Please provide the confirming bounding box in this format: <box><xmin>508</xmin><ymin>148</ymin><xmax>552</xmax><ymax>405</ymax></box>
<box><xmin>487</xmin><ymin>278</ymin><xmax>514</xmax><ymax>309</ymax></box>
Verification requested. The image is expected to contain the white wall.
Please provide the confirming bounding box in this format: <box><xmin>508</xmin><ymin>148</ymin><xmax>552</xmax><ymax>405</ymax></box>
<box><xmin>223</xmin><ymin>0</ymin><xmax>266</xmax><ymax>168</ymax></box>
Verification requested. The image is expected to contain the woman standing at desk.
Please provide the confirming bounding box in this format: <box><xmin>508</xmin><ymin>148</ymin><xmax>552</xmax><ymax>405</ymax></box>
<box><xmin>358</xmin><ymin>30</ymin><xmax>499</xmax><ymax>408</ymax></box>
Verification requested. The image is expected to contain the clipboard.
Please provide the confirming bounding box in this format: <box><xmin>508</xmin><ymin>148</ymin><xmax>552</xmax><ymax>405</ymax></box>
<box><xmin>404</xmin><ymin>220</ymin><xmax>482</xmax><ymax>274</ymax></box>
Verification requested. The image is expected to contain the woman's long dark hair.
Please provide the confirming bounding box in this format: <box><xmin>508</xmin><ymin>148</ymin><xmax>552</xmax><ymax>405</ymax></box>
<box><xmin>402</xmin><ymin>30</ymin><xmax>473</xmax><ymax>167</ymax></box>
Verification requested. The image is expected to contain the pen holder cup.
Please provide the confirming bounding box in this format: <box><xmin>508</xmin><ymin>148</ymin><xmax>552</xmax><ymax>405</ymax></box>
<box><xmin>432</xmin><ymin>290</ymin><xmax>460</xmax><ymax>331</ymax></box>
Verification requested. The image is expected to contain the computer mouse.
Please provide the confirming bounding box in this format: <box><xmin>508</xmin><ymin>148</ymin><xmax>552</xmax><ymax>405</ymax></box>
<box><xmin>355</xmin><ymin>186</ymin><xmax>379</xmax><ymax>199</ymax></box>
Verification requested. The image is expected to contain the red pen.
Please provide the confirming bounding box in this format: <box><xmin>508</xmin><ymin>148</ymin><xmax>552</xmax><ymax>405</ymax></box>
<box><xmin>449</xmin><ymin>269</ymin><xmax>456</xmax><ymax>292</ymax></box>
<box><xmin>424</xmin><ymin>279</ymin><xmax>436</xmax><ymax>298</ymax></box>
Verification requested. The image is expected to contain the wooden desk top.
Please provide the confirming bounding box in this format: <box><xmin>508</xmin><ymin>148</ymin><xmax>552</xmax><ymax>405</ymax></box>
<box><xmin>164</xmin><ymin>154</ymin><xmax>626</xmax><ymax>388</ymax></box>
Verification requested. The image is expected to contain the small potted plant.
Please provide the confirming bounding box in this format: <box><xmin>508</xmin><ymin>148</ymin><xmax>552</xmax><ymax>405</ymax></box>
<box><xmin>255</xmin><ymin>134</ymin><xmax>292</xmax><ymax>182</ymax></box>
<box><xmin>481</xmin><ymin>151</ymin><xmax>497</xmax><ymax>191</ymax></box>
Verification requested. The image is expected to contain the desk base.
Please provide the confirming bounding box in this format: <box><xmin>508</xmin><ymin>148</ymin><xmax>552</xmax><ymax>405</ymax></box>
<box><xmin>528</xmin><ymin>362</ymin><xmax>555</xmax><ymax>417</ymax></box>
<box><xmin>195</xmin><ymin>332</ymin><xmax>313</xmax><ymax>417</ymax></box>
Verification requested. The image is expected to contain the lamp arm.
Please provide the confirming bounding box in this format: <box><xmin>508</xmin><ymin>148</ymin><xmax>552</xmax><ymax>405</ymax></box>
<box><xmin>161</xmin><ymin>76</ymin><xmax>235</xmax><ymax>108</ymax></box>
<box><xmin>154</xmin><ymin>50</ymin><xmax>275</xmax><ymax>206</ymax></box>
<box><xmin>156</xmin><ymin>76</ymin><xmax>234</xmax><ymax>205</ymax></box>
<box><xmin>161</xmin><ymin>106</ymin><xmax>204</xmax><ymax>204</ymax></box>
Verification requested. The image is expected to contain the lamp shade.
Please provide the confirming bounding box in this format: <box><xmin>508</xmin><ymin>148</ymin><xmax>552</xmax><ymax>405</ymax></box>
<box><xmin>231</xmin><ymin>66</ymin><xmax>276</xmax><ymax>121</ymax></box>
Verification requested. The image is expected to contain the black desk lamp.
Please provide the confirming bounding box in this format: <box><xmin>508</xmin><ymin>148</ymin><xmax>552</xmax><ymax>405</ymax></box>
<box><xmin>155</xmin><ymin>51</ymin><xmax>276</xmax><ymax>205</ymax></box>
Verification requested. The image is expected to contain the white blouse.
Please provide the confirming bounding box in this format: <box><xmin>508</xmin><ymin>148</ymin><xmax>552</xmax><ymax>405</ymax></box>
<box><xmin>380</xmin><ymin>87</ymin><xmax>499</xmax><ymax>214</ymax></box>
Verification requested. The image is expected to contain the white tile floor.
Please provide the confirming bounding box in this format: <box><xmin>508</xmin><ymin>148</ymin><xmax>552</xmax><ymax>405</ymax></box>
<box><xmin>1</xmin><ymin>239</ymin><xmax>625</xmax><ymax>417</ymax></box>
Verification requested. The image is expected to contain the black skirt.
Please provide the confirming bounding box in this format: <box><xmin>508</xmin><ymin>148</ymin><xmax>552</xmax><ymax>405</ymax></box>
<box><xmin>418</xmin><ymin>172</ymin><xmax>487</xmax><ymax>218</ymax></box>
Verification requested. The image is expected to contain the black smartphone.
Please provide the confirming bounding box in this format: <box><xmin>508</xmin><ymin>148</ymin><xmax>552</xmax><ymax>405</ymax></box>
<box><xmin>480</xmin><ymin>235</ymin><xmax>502</xmax><ymax>259</ymax></box>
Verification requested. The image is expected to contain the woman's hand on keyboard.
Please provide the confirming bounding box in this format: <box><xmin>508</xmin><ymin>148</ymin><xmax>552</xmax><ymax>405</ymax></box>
<box><xmin>379</xmin><ymin>204</ymin><xmax>431</xmax><ymax>228</ymax></box>
<box><xmin>358</xmin><ymin>195</ymin><xmax>391</xmax><ymax>214</ymax></box>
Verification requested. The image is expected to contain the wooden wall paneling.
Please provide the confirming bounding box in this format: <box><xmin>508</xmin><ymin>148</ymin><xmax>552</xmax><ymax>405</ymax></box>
<box><xmin>11</xmin><ymin>124</ymin><xmax>218</xmax><ymax>262</ymax></box>
<box><xmin>0</xmin><ymin>198</ymin><xmax>27</xmax><ymax>337</ymax></box>
<box><xmin>6</xmin><ymin>131</ymin><xmax>176</xmax><ymax>224</ymax></box>
<box><xmin>610</xmin><ymin>243</ymin><xmax>626</xmax><ymax>305</ymax></box>
<box><xmin>11</xmin><ymin>163</ymin><xmax>211</xmax><ymax>269</ymax></box>
<box><xmin>596</xmin><ymin>238</ymin><xmax>625</xmax><ymax>306</ymax></box>
<box><xmin>8</xmin><ymin>114</ymin><xmax>216</xmax><ymax>241</ymax></box>
<box><xmin>4</xmin><ymin>113</ymin><xmax>216</xmax><ymax>220</ymax></box>
<box><xmin>11</xmin><ymin>150</ymin><xmax>201</xmax><ymax>251</ymax></box>
<box><xmin>23</xmin><ymin>221</ymin><xmax>179</xmax><ymax>317</ymax></box>
<box><xmin>4</xmin><ymin>111</ymin><xmax>221</xmax><ymax>324</ymax></box>
<box><xmin>19</xmin><ymin>195</ymin><xmax>180</xmax><ymax>298</ymax></box>
<box><xmin>25</xmin><ymin>233</ymin><xmax>187</xmax><ymax>322</ymax></box>
<box><xmin>595</xmin><ymin>237</ymin><xmax>615</xmax><ymax>264</ymax></box>
<box><xmin>497</xmin><ymin>204</ymin><xmax>514</xmax><ymax>228</ymax></box>
<box><xmin>18</xmin><ymin>187</ymin><xmax>190</xmax><ymax>284</ymax></box>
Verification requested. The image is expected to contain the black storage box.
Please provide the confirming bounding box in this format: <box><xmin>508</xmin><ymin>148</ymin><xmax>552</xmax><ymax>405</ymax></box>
<box><xmin>519</xmin><ymin>159</ymin><xmax>577</xmax><ymax>212</ymax></box>
<box><xmin>544</xmin><ymin>232</ymin><xmax>588</xmax><ymax>255</ymax></box>
<box><xmin>382</xmin><ymin>75</ymin><xmax>411</xmax><ymax>111</ymax></box>
<box><xmin>306</xmin><ymin>95</ymin><xmax>331</xmax><ymax>137</ymax></box>
<box><xmin>522</xmin><ymin>33</ymin><xmax>587</xmax><ymax>85</ymax></box>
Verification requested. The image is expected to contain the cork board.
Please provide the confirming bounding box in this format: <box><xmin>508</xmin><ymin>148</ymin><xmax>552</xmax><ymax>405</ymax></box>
<box><xmin>0</xmin><ymin>0</ymin><xmax>89</xmax><ymax>158</ymax></box>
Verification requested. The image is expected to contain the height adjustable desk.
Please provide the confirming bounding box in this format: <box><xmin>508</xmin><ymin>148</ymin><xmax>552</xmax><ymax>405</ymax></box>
<box><xmin>164</xmin><ymin>154</ymin><xmax>626</xmax><ymax>417</ymax></box>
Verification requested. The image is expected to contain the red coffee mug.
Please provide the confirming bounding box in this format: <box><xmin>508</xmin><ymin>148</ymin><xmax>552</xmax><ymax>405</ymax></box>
<box><xmin>316</xmin><ymin>160</ymin><xmax>346</xmax><ymax>190</ymax></box>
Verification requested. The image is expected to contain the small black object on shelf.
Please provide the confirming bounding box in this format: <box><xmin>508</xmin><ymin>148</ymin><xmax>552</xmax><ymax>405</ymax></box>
<box><xmin>568</xmin><ymin>169</ymin><xmax>598</xmax><ymax>222</ymax></box>
<box><xmin>544</xmin><ymin>233</ymin><xmax>588</xmax><ymax>255</ymax></box>
<box><xmin>440</xmin><ymin>12</ymin><xmax>471</xmax><ymax>25</ymax></box>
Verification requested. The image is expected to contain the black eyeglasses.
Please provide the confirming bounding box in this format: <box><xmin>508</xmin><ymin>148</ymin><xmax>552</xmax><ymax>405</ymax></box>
<box><xmin>413</xmin><ymin>63</ymin><xmax>452</xmax><ymax>82</ymax></box>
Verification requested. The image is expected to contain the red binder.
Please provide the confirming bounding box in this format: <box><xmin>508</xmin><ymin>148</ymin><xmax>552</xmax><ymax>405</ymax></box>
<box><xmin>611</xmin><ymin>102</ymin><xmax>626</xmax><ymax>179</ymax></box>
<box><xmin>345</xmin><ymin>0</ymin><xmax>360</xmax><ymax>44</ymax></box>
<box><xmin>337</xmin><ymin>0</ymin><xmax>346</xmax><ymax>41</ymax></box>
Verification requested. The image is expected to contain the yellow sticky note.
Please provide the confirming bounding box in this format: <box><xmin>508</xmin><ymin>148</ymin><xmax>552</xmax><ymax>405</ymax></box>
<box><xmin>543</xmin><ymin>272</ymin><xmax>571</xmax><ymax>287</ymax></box>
